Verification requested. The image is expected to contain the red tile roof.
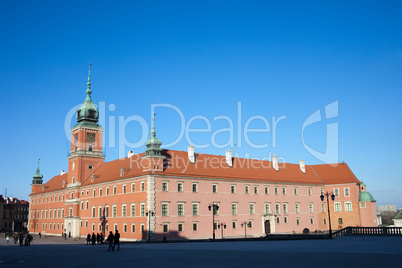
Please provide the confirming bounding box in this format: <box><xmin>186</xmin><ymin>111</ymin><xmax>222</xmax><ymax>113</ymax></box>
<box><xmin>37</xmin><ymin>150</ymin><xmax>361</xmax><ymax>194</ymax></box>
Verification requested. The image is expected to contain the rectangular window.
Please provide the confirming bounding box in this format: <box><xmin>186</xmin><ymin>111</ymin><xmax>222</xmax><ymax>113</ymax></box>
<box><xmin>345</xmin><ymin>202</ymin><xmax>352</xmax><ymax>212</ymax></box>
<box><xmin>232</xmin><ymin>221</ymin><xmax>237</xmax><ymax>229</ymax></box>
<box><xmin>141</xmin><ymin>224</ymin><xmax>144</xmax><ymax>233</ymax></box>
<box><xmin>275</xmin><ymin>203</ymin><xmax>280</xmax><ymax>214</ymax></box>
<box><xmin>231</xmin><ymin>185</ymin><xmax>236</xmax><ymax>193</ymax></box>
<box><xmin>275</xmin><ymin>187</ymin><xmax>279</xmax><ymax>195</ymax></box>
<box><xmin>162</xmin><ymin>204</ymin><xmax>168</xmax><ymax>216</ymax></box>
<box><xmin>99</xmin><ymin>188</ymin><xmax>103</xmax><ymax>196</ymax></box>
<box><xmin>140</xmin><ymin>204</ymin><xmax>145</xmax><ymax>216</ymax></box>
<box><xmin>360</xmin><ymin>202</ymin><xmax>366</xmax><ymax>208</ymax></box>
<box><xmin>344</xmin><ymin>187</ymin><xmax>350</xmax><ymax>197</ymax></box>
<box><xmin>334</xmin><ymin>202</ymin><xmax>341</xmax><ymax>212</ymax></box>
<box><xmin>123</xmin><ymin>223</ymin><xmax>127</xmax><ymax>233</ymax></box>
<box><xmin>212</xmin><ymin>184</ymin><xmax>217</xmax><ymax>193</ymax></box>
<box><xmin>192</xmin><ymin>183</ymin><xmax>198</xmax><ymax>193</ymax></box>
<box><xmin>308</xmin><ymin>188</ymin><xmax>312</xmax><ymax>196</ymax></box>
<box><xmin>254</xmin><ymin>186</ymin><xmax>258</xmax><ymax>194</ymax></box>
<box><xmin>131</xmin><ymin>204</ymin><xmax>135</xmax><ymax>217</ymax></box>
<box><xmin>310</xmin><ymin>217</ymin><xmax>314</xmax><ymax>224</ymax></box>
<box><xmin>178</xmin><ymin>182</ymin><xmax>183</xmax><ymax>192</ymax></box>
<box><xmin>321</xmin><ymin>203</ymin><xmax>326</xmax><ymax>213</ymax></box>
<box><xmin>193</xmin><ymin>222</ymin><xmax>198</xmax><ymax>231</ymax></box>
<box><xmin>276</xmin><ymin>217</ymin><xmax>280</xmax><ymax>224</ymax></box>
<box><xmin>141</xmin><ymin>182</ymin><xmax>145</xmax><ymax>191</ymax></box>
<box><xmin>113</xmin><ymin>205</ymin><xmax>117</xmax><ymax>217</ymax></box>
<box><xmin>105</xmin><ymin>223</ymin><xmax>109</xmax><ymax>232</ymax></box>
<box><xmin>123</xmin><ymin>184</ymin><xmax>126</xmax><ymax>194</ymax></box>
<box><xmin>294</xmin><ymin>187</ymin><xmax>298</xmax><ymax>195</ymax></box>
<box><xmin>105</xmin><ymin>206</ymin><xmax>109</xmax><ymax>217</ymax></box>
<box><xmin>245</xmin><ymin>185</ymin><xmax>249</xmax><ymax>194</ymax></box>
<box><xmin>106</xmin><ymin>187</ymin><xmax>109</xmax><ymax>196</ymax></box>
<box><xmin>113</xmin><ymin>186</ymin><xmax>117</xmax><ymax>195</ymax></box>
<box><xmin>265</xmin><ymin>186</ymin><xmax>269</xmax><ymax>194</ymax></box>
<box><xmin>131</xmin><ymin>224</ymin><xmax>136</xmax><ymax>232</ymax></box>
<box><xmin>178</xmin><ymin>223</ymin><xmax>183</xmax><ymax>232</ymax></box>
<box><xmin>334</xmin><ymin>188</ymin><xmax>340</xmax><ymax>196</ymax></box>
<box><xmin>92</xmin><ymin>223</ymin><xmax>95</xmax><ymax>231</ymax></box>
<box><xmin>162</xmin><ymin>182</ymin><xmax>168</xmax><ymax>191</ymax></box>
<box><xmin>338</xmin><ymin>218</ymin><xmax>343</xmax><ymax>224</ymax></box>
<box><xmin>250</xmin><ymin>203</ymin><xmax>255</xmax><ymax>215</ymax></box>
<box><xmin>296</xmin><ymin>218</ymin><xmax>300</xmax><ymax>225</ymax></box>
<box><xmin>85</xmin><ymin>220</ymin><xmax>88</xmax><ymax>228</ymax></box>
<box><xmin>122</xmin><ymin>204</ymin><xmax>127</xmax><ymax>217</ymax></box>
<box><xmin>282</xmin><ymin>187</ymin><xmax>286</xmax><ymax>195</ymax></box>
<box><xmin>265</xmin><ymin>203</ymin><xmax>270</xmax><ymax>214</ymax></box>
<box><xmin>283</xmin><ymin>203</ymin><xmax>288</xmax><ymax>214</ymax></box>
<box><xmin>324</xmin><ymin>218</ymin><xmax>327</xmax><ymax>225</ymax></box>
<box><xmin>92</xmin><ymin>207</ymin><xmax>96</xmax><ymax>217</ymax></box>
<box><xmin>232</xmin><ymin>203</ymin><xmax>237</xmax><ymax>215</ymax></box>
<box><xmin>321</xmin><ymin>188</ymin><xmax>324</xmax><ymax>195</ymax></box>
<box><xmin>178</xmin><ymin>204</ymin><xmax>184</xmax><ymax>216</ymax></box>
<box><xmin>309</xmin><ymin>203</ymin><xmax>314</xmax><ymax>213</ymax></box>
<box><xmin>295</xmin><ymin>203</ymin><xmax>300</xmax><ymax>214</ymax></box>
<box><xmin>93</xmin><ymin>189</ymin><xmax>96</xmax><ymax>197</ymax></box>
<box><xmin>99</xmin><ymin>223</ymin><xmax>102</xmax><ymax>232</ymax></box>
<box><xmin>98</xmin><ymin>206</ymin><xmax>102</xmax><ymax>217</ymax></box>
<box><xmin>192</xmin><ymin>203</ymin><xmax>199</xmax><ymax>216</ymax></box>
<box><xmin>284</xmin><ymin>216</ymin><xmax>288</xmax><ymax>223</ymax></box>
<box><xmin>131</xmin><ymin>183</ymin><xmax>135</xmax><ymax>193</ymax></box>
<box><xmin>163</xmin><ymin>224</ymin><xmax>169</xmax><ymax>233</ymax></box>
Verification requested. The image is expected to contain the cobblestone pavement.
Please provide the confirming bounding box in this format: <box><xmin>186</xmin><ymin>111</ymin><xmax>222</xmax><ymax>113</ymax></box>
<box><xmin>0</xmin><ymin>236</ymin><xmax>401</xmax><ymax>267</ymax></box>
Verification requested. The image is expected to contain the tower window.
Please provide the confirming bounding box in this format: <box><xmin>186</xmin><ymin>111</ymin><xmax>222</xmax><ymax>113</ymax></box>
<box><xmin>88</xmin><ymin>144</ymin><xmax>93</xmax><ymax>151</ymax></box>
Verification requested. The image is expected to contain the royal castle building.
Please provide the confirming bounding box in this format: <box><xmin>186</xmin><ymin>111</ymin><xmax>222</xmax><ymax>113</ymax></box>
<box><xmin>28</xmin><ymin>68</ymin><xmax>378</xmax><ymax>241</ymax></box>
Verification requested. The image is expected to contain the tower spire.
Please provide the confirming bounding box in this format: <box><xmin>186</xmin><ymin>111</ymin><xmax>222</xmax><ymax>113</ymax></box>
<box><xmin>151</xmin><ymin>113</ymin><xmax>156</xmax><ymax>137</ymax></box>
<box><xmin>32</xmin><ymin>158</ymin><xmax>43</xmax><ymax>184</ymax></box>
<box><xmin>86</xmin><ymin>62</ymin><xmax>92</xmax><ymax>98</ymax></box>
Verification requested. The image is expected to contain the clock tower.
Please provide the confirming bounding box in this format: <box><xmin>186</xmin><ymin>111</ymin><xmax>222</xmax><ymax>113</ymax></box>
<box><xmin>67</xmin><ymin>65</ymin><xmax>105</xmax><ymax>185</ymax></box>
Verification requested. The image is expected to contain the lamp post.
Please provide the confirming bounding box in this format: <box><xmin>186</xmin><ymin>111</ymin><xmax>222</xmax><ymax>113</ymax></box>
<box><xmin>208</xmin><ymin>203</ymin><xmax>219</xmax><ymax>240</ymax></box>
<box><xmin>145</xmin><ymin>210</ymin><xmax>154</xmax><ymax>242</ymax></box>
<box><xmin>99</xmin><ymin>206</ymin><xmax>107</xmax><ymax>239</ymax></box>
<box><xmin>241</xmin><ymin>221</ymin><xmax>250</xmax><ymax>238</ymax></box>
<box><xmin>320</xmin><ymin>191</ymin><xmax>335</xmax><ymax>239</ymax></box>
<box><xmin>217</xmin><ymin>223</ymin><xmax>226</xmax><ymax>239</ymax></box>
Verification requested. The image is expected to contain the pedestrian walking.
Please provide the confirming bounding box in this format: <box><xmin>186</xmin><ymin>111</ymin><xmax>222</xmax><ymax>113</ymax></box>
<box><xmin>106</xmin><ymin>231</ymin><xmax>114</xmax><ymax>252</ymax></box>
<box><xmin>113</xmin><ymin>230</ymin><xmax>120</xmax><ymax>251</ymax></box>
<box><xmin>91</xmin><ymin>232</ymin><xmax>96</xmax><ymax>245</ymax></box>
<box><xmin>86</xmin><ymin>233</ymin><xmax>91</xmax><ymax>245</ymax></box>
<box><xmin>19</xmin><ymin>234</ymin><xmax>23</xmax><ymax>246</ymax></box>
<box><xmin>96</xmin><ymin>233</ymin><xmax>100</xmax><ymax>245</ymax></box>
<box><xmin>6</xmin><ymin>236</ymin><xmax>10</xmax><ymax>244</ymax></box>
<box><xmin>100</xmin><ymin>233</ymin><xmax>104</xmax><ymax>244</ymax></box>
<box><xmin>14</xmin><ymin>235</ymin><xmax>18</xmax><ymax>244</ymax></box>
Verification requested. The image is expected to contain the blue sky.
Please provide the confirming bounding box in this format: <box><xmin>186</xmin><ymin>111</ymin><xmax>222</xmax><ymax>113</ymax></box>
<box><xmin>1</xmin><ymin>0</ymin><xmax>401</xmax><ymax>207</ymax></box>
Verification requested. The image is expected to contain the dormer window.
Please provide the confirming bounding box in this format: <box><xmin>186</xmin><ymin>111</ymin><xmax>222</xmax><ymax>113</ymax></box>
<box><xmin>77</xmin><ymin>110</ymin><xmax>81</xmax><ymax>118</ymax></box>
<box><xmin>89</xmin><ymin>110</ymin><xmax>95</xmax><ymax>118</ymax></box>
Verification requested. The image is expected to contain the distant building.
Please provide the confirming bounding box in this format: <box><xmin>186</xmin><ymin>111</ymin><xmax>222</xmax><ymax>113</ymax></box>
<box><xmin>377</xmin><ymin>205</ymin><xmax>397</xmax><ymax>213</ymax></box>
<box><xmin>28</xmin><ymin>68</ymin><xmax>378</xmax><ymax>241</ymax></box>
<box><xmin>0</xmin><ymin>195</ymin><xmax>29</xmax><ymax>233</ymax></box>
<box><xmin>392</xmin><ymin>211</ymin><xmax>402</xmax><ymax>227</ymax></box>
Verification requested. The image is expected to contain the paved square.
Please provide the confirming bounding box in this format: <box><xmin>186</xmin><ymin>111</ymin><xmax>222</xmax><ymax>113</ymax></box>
<box><xmin>1</xmin><ymin>236</ymin><xmax>401</xmax><ymax>267</ymax></box>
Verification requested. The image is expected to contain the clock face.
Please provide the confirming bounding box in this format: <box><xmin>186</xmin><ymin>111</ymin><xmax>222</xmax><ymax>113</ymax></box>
<box><xmin>87</xmin><ymin>133</ymin><xmax>95</xmax><ymax>142</ymax></box>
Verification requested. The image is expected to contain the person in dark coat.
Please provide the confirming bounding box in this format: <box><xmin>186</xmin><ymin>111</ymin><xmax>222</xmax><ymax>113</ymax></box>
<box><xmin>100</xmin><ymin>233</ymin><xmax>104</xmax><ymax>244</ymax></box>
<box><xmin>86</xmin><ymin>233</ymin><xmax>91</xmax><ymax>245</ymax></box>
<box><xmin>106</xmin><ymin>231</ymin><xmax>114</xmax><ymax>252</ymax></box>
<box><xmin>113</xmin><ymin>230</ymin><xmax>120</xmax><ymax>251</ymax></box>
<box><xmin>96</xmin><ymin>233</ymin><xmax>100</xmax><ymax>245</ymax></box>
<box><xmin>91</xmin><ymin>232</ymin><xmax>96</xmax><ymax>245</ymax></box>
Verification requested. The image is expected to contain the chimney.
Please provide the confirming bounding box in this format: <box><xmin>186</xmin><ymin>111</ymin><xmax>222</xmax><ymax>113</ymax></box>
<box><xmin>226</xmin><ymin>150</ymin><xmax>232</xmax><ymax>167</ymax></box>
<box><xmin>273</xmin><ymin>156</ymin><xmax>279</xmax><ymax>171</ymax></box>
<box><xmin>188</xmin><ymin>145</ymin><xmax>195</xmax><ymax>164</ymax></box>
<box><xmin>128</xmin><ymin>151</ymin><xmax>134</xmax><ymax>158</ymax></box>
<box><xmin>60</xmin><ymin>170</ymin><xmax>65</xmax><ymax>175</ymax></box>
<box><xmin>300</xmin><ymin>159</ymin><xmax>306</xmax><ymax>173</ymax></box>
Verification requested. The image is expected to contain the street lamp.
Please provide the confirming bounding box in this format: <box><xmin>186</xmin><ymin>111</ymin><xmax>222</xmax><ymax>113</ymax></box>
<box><xmin>208</xmin><ymin>203</ymin><xmax>219</xmax><ymax>240</ymax></box>
<box><xmin>320</xmin><ymin>191</ymin><xmax>335</xmax><ymax>239</ymax></box>
<box><xmin>241</xmin><ymin>221</ymin><xmax>250</xmax><ymax>238</ymax></box>
<box><xmin>217</xmin><ymin>223</ymin><xmax>226</xmax><ymax>239</ymax></box>
<box><xmin>99</xmin><ymin>206</ymin><xmax>107</xmax><ymax>239</ymax></box>
<box><xmin>145</xmin><ymin>210</ymin><xmax>154</xmax><ymax>242</ymax></box>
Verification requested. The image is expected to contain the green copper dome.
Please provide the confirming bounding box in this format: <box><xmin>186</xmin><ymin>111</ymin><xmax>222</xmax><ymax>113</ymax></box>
<box><xmin>359</xmin><ymin>191</ymin><xmax>376</xmax><ymax>202</ymax></box>
<box><xmin>32</xmin><ymin>162</ymin><xmax>43</xmax><ymax>185</ymax></box>
<box><xmin>145</xmin><ymin>117</ymin><xmax>163</xmax><ymax>156</ymax></box>
<box><xmin>76</xmin><ymin>66</ymin><xmax>99</xmax><ymax>124</ymax></box>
